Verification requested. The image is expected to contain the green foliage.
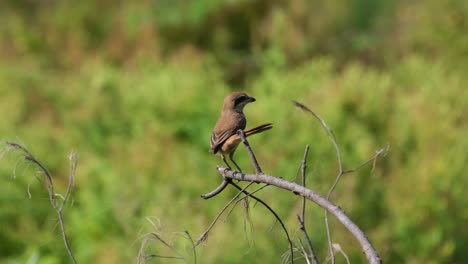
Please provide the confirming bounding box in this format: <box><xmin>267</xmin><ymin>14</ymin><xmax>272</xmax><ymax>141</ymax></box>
<box><xmin>0</xmin><ymin>1</ymin><xmax>467</xmax><ymax>263</ymax></box>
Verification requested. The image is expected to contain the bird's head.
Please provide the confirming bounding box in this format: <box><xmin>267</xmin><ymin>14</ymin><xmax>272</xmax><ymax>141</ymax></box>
<box><xmin>223</xmin><ymin>92</ymin><xmax>256</xmax><ymax>112</ymax></box>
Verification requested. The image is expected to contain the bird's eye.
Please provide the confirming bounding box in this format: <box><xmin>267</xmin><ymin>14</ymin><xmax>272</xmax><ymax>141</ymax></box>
<box><xmin>234</xmin><ymin>95</ymin><xmax>246</xmax><ymax>104</ymax></box>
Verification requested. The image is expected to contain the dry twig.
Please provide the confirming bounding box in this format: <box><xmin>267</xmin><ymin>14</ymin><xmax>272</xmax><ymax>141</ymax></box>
<box><xmin>0</xmin><ymin>141</ymin><xmax>78</xmax><ymax>264</ymax></box>
<box><xmin>201</xmin><ymin>179</ymin><xmax>229</xmax><ymax>199</ymax></box>
<box><xmin>137</xmin><ymin>218</ymin><xmax>197</xmax><ymax>264</ymax></box>
<box><xmin>217</xmin><ymin>167</ymin><xmax>382</xmax><ymax>264</ymax></box>
<box><xmin>296</xmin><ymin>145</ymin><xmax>319</xmax><ymax>264</ymax></box>
<box><xmin>137</xmin><ymin>233</ymin><xmax>187</xmax><ymax>264</ymax></box>
<box><xmin>194</xmin><ymin>181</ymin><xmax>255</xmax><ymax>247</ymax></box>
<box><xmin>292</xmin><ymin>101</ymin><xmax>386</xmax><ymax>264</ymax></box>
<box><xmin>236</xmin><ymin>130</ymin><xmax>295</xmax><ymax>262</ymax></box>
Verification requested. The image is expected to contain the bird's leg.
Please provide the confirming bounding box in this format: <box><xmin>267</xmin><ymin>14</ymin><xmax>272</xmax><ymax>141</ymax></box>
<box><xmin>221</xmin><ymin>154</ymin><xmax>231</xmax><ymax>170</ymax></box>
<box><xmin>229</xmin><ymin>151</ymin><xmax>242</xmax><ymax>173</ymax></box>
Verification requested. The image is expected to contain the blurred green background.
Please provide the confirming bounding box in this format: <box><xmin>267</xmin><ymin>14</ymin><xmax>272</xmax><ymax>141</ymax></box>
<box><xmin>0</xmin><ymin>0</ymin><xmax>467</xmax><ymax>263</ymax></box>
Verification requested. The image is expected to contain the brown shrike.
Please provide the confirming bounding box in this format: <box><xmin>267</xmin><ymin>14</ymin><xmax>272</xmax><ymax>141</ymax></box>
<box><xmin>210</xmin><ymin>91</ymin><xmax>272</xmax><ymax>171</ymax></box>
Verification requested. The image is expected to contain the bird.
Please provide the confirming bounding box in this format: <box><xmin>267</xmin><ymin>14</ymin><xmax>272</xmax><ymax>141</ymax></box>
<box><xmin>210</xmin><ymin>91</ymin><xmax>272</xmax><ymax>171</ymax></box>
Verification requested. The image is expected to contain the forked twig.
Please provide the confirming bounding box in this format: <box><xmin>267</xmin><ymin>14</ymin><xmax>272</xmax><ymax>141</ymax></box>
<box><xmin>297</xmin><ymin>238</ymin><xmax>311</xmax><ymax>264</ymax></box>
<box><xmin>297</xmin><ymin>145</ymin><xmax>319</xmax><ymax>264</ymax></box>
<box><xmin>184</xmin><ymin>230</ymin><xmax>197</xmax><ymax>264</ymax></box>
<box><xmin>229</xmin><ymin>181</ymin><xmax>294</xmax><ymax>262</ymax></box>
<box><xmin>1</xmin><ymin>141</ymin><xmax>78</xmax><ymax>264</ymax></box>
<box><xmin>237</xmin><ymin>131</ymin><xmax>295</xmax><ymax>263</ymax></box>
<box><xmin>217</xmin><ymin>168</ymin><xmax>381</xmax><ymax>264</ymax></box>
<box><xmin>194</xmin><ymin>181</ymin><xmax>255</xmax><ymax>247</ymax></box>
<box><xmin>137</xmin><ymin>233</ymin><xmax>187</xmax><ymax>264</ymax></box>
<box><xmin>137</xmin><ymin>218</ymin><xmax>197</xmax><ymax>264</ymax></box>
<box><xmin>292</xmin><ymin>101</ymin><xmax>340</xmax><ymax>263</ymax></box>
<box><xmin>332</xmin><ymin>243</ymin><xmax>350</xmax><ymax>264</ymax></box>
<box><xmin>292</xmin><ymin>101</ymin><xmax>386</xmax><ymax>264</ymax></box>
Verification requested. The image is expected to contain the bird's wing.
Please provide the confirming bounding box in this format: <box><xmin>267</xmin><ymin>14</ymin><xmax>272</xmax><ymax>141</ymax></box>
<box><xmin>210</xmin><ymin>129</ymin><xmax>237</xmax><ymax>154</ymax></box>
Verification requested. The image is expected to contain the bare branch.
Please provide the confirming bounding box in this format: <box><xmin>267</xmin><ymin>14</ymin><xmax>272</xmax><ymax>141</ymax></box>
<box><xmin>291</xmin><ymin>101</ymin><xmax>343</xmax><ymax>193</ymax></box>
<box><xmin>217</xmin><ymin>167</ymin><xmax>382</xmax><ymax>264</ymax></box>
<box><xmin>297</xmin><ymin>238</ymin><xmax>311</xmax><ymax>264</ymax></box>
<box><xmin>324</xmin><ymin>211</ymin><xmax>334</xmax><ymax>264</ymax></box>
<box><xmin>292</xmin><ymin>101</ymin><xmax>387</xmax><ymax>264</ymax></box>
<box><xmin>300</xmin><ymin>145</ymin><xmax>310</xmax><ymax>221</ymax></box>
<box><xmin>201</xmin><ymin>179</ymin><xmax>229</xmax><ymax>199</ymax></box>
<box><xmin>137</xmin><ymin>233</ymin><xmax>188</xmax><ymax>264</ymax></box>
<box><xmin>237</xmin><ymin>129</ymin><xmax>262</xmax><ymax>174</ymax></box>
<box><xmin>342</xmin><ymin>146</ymin><xmax>388</xmax><ymax>175</ymax></box>
<box><xmin>59</xmin><ymin>152</ymin><xmax>77</xmax><ymax>212</ymax></box>
<box><xmin>183</xmin><ymin>230</ymin><xmax>197</xmax><ymax>264</ymax></box>
<box><xmin>292</xmin><ymin>101</ymin><xmax>342</xmax><ymax>263</ymax></box>
<box><xmin>236</xmin><ymin>131</ymin><xmax>295</xmax><ymax>262</ymax></box>
<box><xmin>228</xmin><ymin>181</ymin><xmax>294</xmax><ymax>262</ymax></box>
<box><xmin>194</xmin><ymin>181</ymin><xmax>255</xmax><ymax>247</ymax></box>
<box><xmin>297</xmin><ymin>215</ymin><xmax>318</xmax><ymax>264</ymax></box>
<box><xmin>297</xmin><ymin>145</ymin><xmax>319</xmax><ymax>264</ymax></box>
<box><xmin>1</xmin><ymin>141</ymin><xmax>78</xmax><ymax>264</ymax></box>
<box><xmin>332</xmin><ymin>243</ymin><xmax>350</xmax><ymax>264</ymax></box>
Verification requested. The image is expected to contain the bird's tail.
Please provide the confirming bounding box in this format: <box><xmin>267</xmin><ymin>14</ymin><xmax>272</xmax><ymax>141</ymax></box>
<box><xmin>244</xmin><ymin>123</ymin><xmax>273</xmax><ymax>137</ymax></box>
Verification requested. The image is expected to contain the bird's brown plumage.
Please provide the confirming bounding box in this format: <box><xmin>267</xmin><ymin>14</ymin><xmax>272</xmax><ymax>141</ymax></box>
<box><xmin>210</xmin><ymin>92</ymin><xmax>272</xmax><ymax>157</ymax></box>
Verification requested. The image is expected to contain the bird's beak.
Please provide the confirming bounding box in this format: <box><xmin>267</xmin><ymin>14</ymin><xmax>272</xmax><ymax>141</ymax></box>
<box><xmin>248</xmin><ymin>96</ymin><xmax>256</xmax><ymax>103</ymax></box>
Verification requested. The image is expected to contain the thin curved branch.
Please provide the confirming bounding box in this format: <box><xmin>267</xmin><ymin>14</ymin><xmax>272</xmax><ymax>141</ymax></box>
<box><xmin>236</xmin><ymin>129</ymin><xmax>295</xmax><ymax>262</ymax></box>
<box><xmin>297</xmin><ymin>238</ymin><xmax>311</xmax><ymax>264</ymax></box>
<box><xmin>297</xmin><ymin>145</ymin><xmax>319</xmax><ymax>264</ymax></box>
<box><xmin>332</xmin><ymin>244</ymin><xmax>350</xmax><ymax>264</ymax></box>
<box><xmin>342</xmin><ymin>146</ymin><xmax>388</xmax><ymax>175</ymax></box>
<box><xmin>291</xmin><ymin>101</ymin><xmax>344</xmax><ymax>198</ymax></box>
<box><xmin>137</xmin><ymin>233</ymin><xmax>188</xmax><ymax>264</ymax></box>
<box><xmin>217</xmin><ymin>167</ymin><xmax>382</xmax><ymax>264</ymax></box>
<box><xmin>292</xmin><ymin>101</ymin><xmax>387</xmax><ymax>264</ymax></box>
<box><xmin>194</xmin><ymin>181</ymin><xmax>255</xmax><ymax>247</ymax></box>
<box><xmin>2</xmin><ymin>141</ymin><xmax>78</xmax><ymax>264</ymax></box>
<box><xmin>237</xmin><ymin>129</ymin><xmax>262</xmax><ymax>174</ymax></box>
<box><xmin>229</xmin><ymin>181</ymin><xmax>294</xmax><ymax>263</ymax></box>
<box><xmin>183</xmin><ymin>230</ymin><xmax>197</xmax><ymax>264</ymax></box>
<box><xmin>201</xmin><ymin>179</ymin><xmax>230</xmax><ymax>199</ymax></box>
<box><xmin>60</xmin><ymin>152</ymin><xmax>77</xmax><ymax>211</ymax></box>
<box><xmin>297</xmin><ymin>215</ymin><xmax>318</xmax><ymax>264</ymax></box>
<box><xmin>292</xmin><ymin>100</ymin><xmax>342</xmax><ymax>263</ymax></box>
